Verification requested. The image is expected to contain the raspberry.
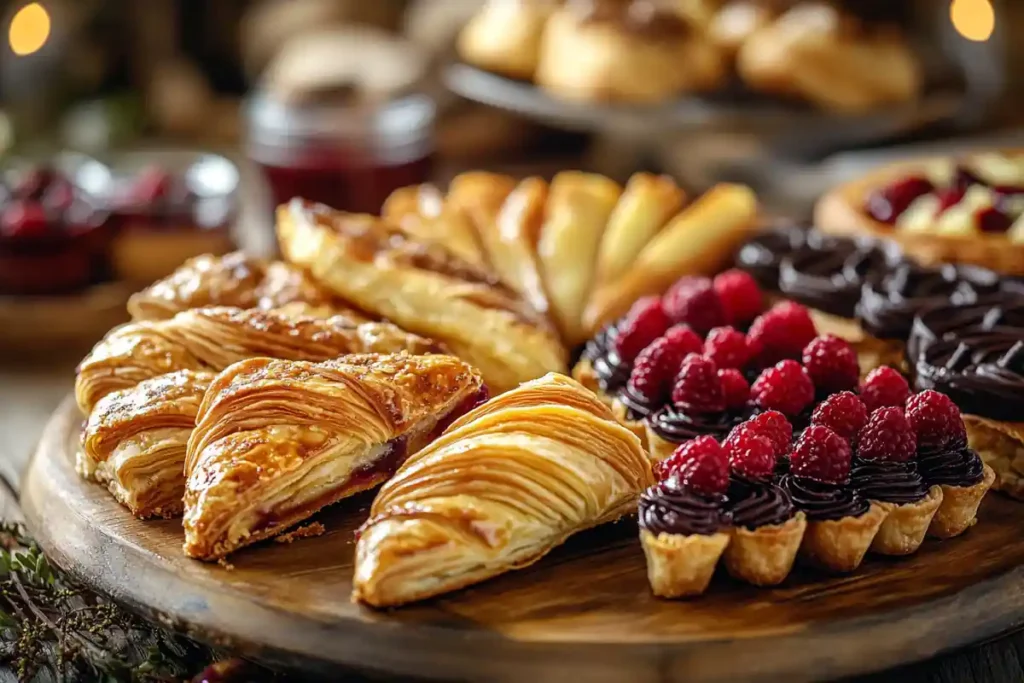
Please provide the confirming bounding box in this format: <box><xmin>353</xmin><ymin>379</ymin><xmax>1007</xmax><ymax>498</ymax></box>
<box><xmin>810</xmin><ymin>391</ymin><xmax>868</xmax><ymax>441</ymax></box>
<box><xmin>790</xmin><ymin>425</ymin><xmax>852</xmax><ymax>484</ymax></box>
<box><xmin>724</xmin><ymin>429</ymin><xmax>776</xmax><ymax>481</ymax></box>
<box><xmin>671</xmin><ymin>353</ymin><xmax>725</xmax><ymax>414</ymax></box>
<box><xmin>748</xmin><ymin>301</ymin><xmax>818</xmax><ymax>364</ymax></box>
<box><xmin>746</xmin><ymin>410</ymin><xmax>793</xmax><ymax>456</ymax></box>
<box><xmin>718</xmin><ymin>368</ymin><xmax>750</xmax><ymax>409</ymax></box>
<box><xmin>662</xmin><ymin>279</ymin><xmax>726</xmax><ymax>335</ymax></box>
<box><xmin>613</xmin><ymin>296</ymin><xmax>669</xmax><ymax>362</ymax></box>
<box><xmin>625</xmin><ymin>327</ymin><xmax>698</xmax><ymax>403</ymax></box>
<box><xmin>859</xmin><ymin>366</ymin><xmax>911</xmax><ymax>413</ymax></box>
<box><xmin>857</xmin><ymin>407</ymin><xmax>917</xmax><ymax>462</ymax></box>
<box><xmin>713</xmin><ymin>269</ymin><xmax>763</xmax><ymax>324</ymax></box>
<box><xmin>802</xmin><ymin>334</ymin><xmax>859</xmax><ymax>393</ymax></box>
<box><xmin>704</xmin><ymin>326</ymin><xmax>753</xmax><ymax>369</ymax></box>
<box><xmin>656</xmin><ymin>435</ymin><xmax>729</xmax><ymax>495</ymax></box>
<box><xmin>905</xmin><ymin>390</ymin><xmax>966</xmax><ymax>448</ymax></box>
<box><xmin>751</xmin><ymin>359</ymin><xmax>814</xmax><ymax>417</ymax></box>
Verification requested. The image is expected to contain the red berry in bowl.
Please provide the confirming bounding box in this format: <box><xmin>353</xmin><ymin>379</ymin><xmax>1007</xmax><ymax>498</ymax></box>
<box><xmin>662</xmin><ymin>278</ymin><xmax>726</xmax><ymax>335</ymax></box>
<box><xmin>811</xmin><ymin>391</ymin><xmax>868</xmax><ymax>441</ymax></box>
<box><xmin>718</xmin><ymin>368</ymin><xmax>750</xmax><ymax>409</ymax></box>
<box><xmin>713</xmin><ymin>269</ymin><xmax>762</xmax><ymax>324</ymax></box>
<box><xmin>857</xmin><ymin>407</ymin><xmax>917</xmax><ymax>462</ymax></box>
<box><xmin>613</xmin><ymin>296</ymin><xmax>669</xmax><ymax>362</ymax></box>
<box><xmin>905</xmin><ymin>390</ymin><xmax>966</xmax><ymax>448</ymax></box>
<box><xmin>748</xmin><ymin>301</ymin><xmax>817</xmax><ymax>364</ymax></box>
<box><xmin>724</xmin><ymin>430</ymin><xmax>776</xmax><ymax>482</ymax></box>
<box><xmin>671</xmin><ymin>353</ymin><xmax>725</xmax><ymax>414</ymax></box>
<box><xmin>865</xmin><ymin>176</ymin><xmax>934</xmax><ymax>224</ymax></box>
<box><xmin>1</xmin><ymin>200</ymin><xmax>50</xmax><ymax>239</ymax></box>
<box><xmin>751</xmin><ymin>359</ymin><xmax>814</xmax><ymax>417</ymax></box>
<box><xmin>859</xmin><ymin>366</ymin><xmax>911</xmax><ymax>413</ymax></box>
<box><xmin>802</xmin><ymin>334</ymin><xmax>859</xmax><ymax>393</ymax></box>
<box><xmin>657</xmin><ymin>435</ymin><xmax>730</xmax><ymax>495</ymax></box>
<box><xmin>746</xmin><ymin>410</ymin><xmax>793</xmax><ymax>456</ymax></box>
<box><xmin>790</xmin><ymin>425</ymin><xmax>852</xmax><ymax>484</ymax></box>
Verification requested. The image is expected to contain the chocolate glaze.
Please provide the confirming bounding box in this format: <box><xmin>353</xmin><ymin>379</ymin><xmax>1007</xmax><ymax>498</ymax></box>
<box><xmin>734</xmin><ymin>225</ymin><xmax>807</xmax><ymax>289</ymax></box>
<box><xmin>728</xmin><ymin>476</ymin><xmax>795</xmax><ymax>530</ymax></box>
<box><xmin>582</xmin><ymin>322</ymin><xmax>631</xmax><ymax>393</ymax></box>
<box><xmin>649</xmin><ymin>405</ymin><xmax>751</xmax><ymax>444</ymax></box>
<box><xmin>851</xmin><ymin>458</ymin><xmax>928</xmax><ymax>504</ymax></box>
<box><xmin>779</xmin><ymin>474</ymin><xmax>870</xmax><ymax>522</ymax></box>
<box><xmin>619</xmin><ymin>383</ymin><xmax>661</xmax><ymax>420</ymax></box>
<box><xmin>917</xmin><ymin>438</ymin><xmax>985</xmax><ymax>487</ymax></box>
<box><xmin>639</xmin><ymin>477</ymin><xmax>729</xmax><ymax>536</ymax></box>
<box><xmin>907</xmin><ymin>291</ymin><xmax>1024</xmax><ymax>363</ymax></box>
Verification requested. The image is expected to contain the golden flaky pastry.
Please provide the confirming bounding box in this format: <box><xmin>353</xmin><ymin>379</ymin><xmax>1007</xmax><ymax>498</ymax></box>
<box><xmin>182</xmin><ymin>353</ymin><xmax>485</xmax><ymax>560</ymax></box>
<box><xmin>353</xmin><ymin>373</ymin><xmax>654</xmax><ymax>608</ymax></box>
<box><xmin>965</xmin><ymin>415</ymin><xmax>1024</xmax><ymax>501</ymax></box>
<box><xmin>276</xmin><ymin>199</ymin><xmax>567</xmax><ymax>393</ymax></box>
<box><xmin>75</xmin><ymin>306</ymin><xmax>441</xmax><ymax>416</ymax></box>
<box><xmin>127</xmin><ymin>251</ymin><xmax>348</xmax><ymax>321</ymax></box>
<box><xmin>457</xmin><ymin>0</ymin><xmax>556</xmax><ymax>80</ymax></box>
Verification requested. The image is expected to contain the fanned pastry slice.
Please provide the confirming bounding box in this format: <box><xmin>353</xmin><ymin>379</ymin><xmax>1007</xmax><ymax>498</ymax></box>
<box><xmin>76</xmin><ymin>306</ymin><xmax>441</xmax><ymax>415</ymax></box>
<box><xmin>381</xmin><ymin>184</ymin><xmax>487</xmax><ymax>268</ymax></box>
<box><xmin>80</xmin><ymin>370</ymin><xmax>214</xmax><ymax>518</ymax></box>
<box><xmin>537</xmin><ymin>172</ymin><xmax>622</xmax><ymax>346</ymax></box>
<box><xmin>276</xmin><ymin>200</ymin><xmax>567</xmax><ymax>393</ymax></box>
<box><xmin>353</xmin><ymin>373</ymin><xmax>654</xmax><ymax>608</ymax></box>
<box><xmin>182</xmin><ymin>353</ymin><xmax>486</xmax><ymax>560</ymax></box>
<box><xmin>127</xmin><ymin>251</ymin><xmax>345</xmax><ymax>322</ymax></box>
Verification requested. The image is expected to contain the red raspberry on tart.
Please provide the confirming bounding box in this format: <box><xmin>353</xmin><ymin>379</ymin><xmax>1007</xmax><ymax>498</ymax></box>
<box><xmin>811</xmin><ymin>391</ymin><xmax>868</xmax><ymax>442</ymax></box>
<box><xmin>904</xmin><ymin>389</ymin><xmax>966</xmax><ymax>448</ymax></box>
<box><xmin>751</xmin><ymin>359</ymin><xmax>814</xmax><ymax>418</ymax></box>
<box><xmin>613</xmin><ymin>296</ymin><xmax>670</xmax><ymax>362</ymax></box>
<box><xmin>814</xmin><ymin>150</ymin><xmax>1024</xmax><ymax>276</ymax></box>
<box><xmin>745</xmin><ymin>410</ymin><xmax>793</xmax><ymax>457</ymax></box>
<box><xmin>662</xmin><ymin>277</ymin><xmax>726</xmax><ymax>335</ymax></box>
<box><xmin>704</xmin><ymin>326</ymin><xmax>753</xmax><ymax>369</ymax></box>
<box><xmin>671</xmin><ymin>354</ymin><xmax>725</xmax><ymax>415</ymax></box>
<box><xmin>859</xmin><ymin>366</ymin><xmax>911</xmax><ymax>413</ymax></box>
<box><xmin>717</xmin><ymin>368</ymin><xmax>750</xmax><ymax>410</ymax></box>
<box><xmin>748</xmin><ymin>301</ymin><xmax>818</xmax><ymax>364</ymax></box>
<box><xmin>802</xmin><ymin>334</ymin><xmax>859</xmax><ymax>394</ymax></box>
<box><xmin>857</xmin><ymin>407</ymin><xmax>917</xmax><ymax>463</ymax></box>
<box><xmin>713</xmin><ymin>269</ymin><xmax>763</xmax><ymax>325</ymax></box>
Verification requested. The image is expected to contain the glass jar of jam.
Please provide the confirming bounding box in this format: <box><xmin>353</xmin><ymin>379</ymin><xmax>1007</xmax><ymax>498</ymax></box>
<box><xmin>245</xmin><ymin>89</ymin><xmax>436</xmax><ymax>218</ymax></box>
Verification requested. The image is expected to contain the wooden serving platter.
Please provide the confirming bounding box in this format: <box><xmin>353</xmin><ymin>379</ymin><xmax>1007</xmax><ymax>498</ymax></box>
<box><xmin>21</xmin><ymin>397</ymin><xmax>1024</xmax><ymax>683</ymax></box>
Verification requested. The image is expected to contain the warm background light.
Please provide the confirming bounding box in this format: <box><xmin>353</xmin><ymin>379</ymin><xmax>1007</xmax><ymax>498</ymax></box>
<box><xmin>8</xmin><ymin>2</ymin><xmax>51</xmax><ymax>56</ymax></box>
<box><xmin>950</xmin><ymin>0</ymin><xmax>995</xmax><ymax>42</ymax></box>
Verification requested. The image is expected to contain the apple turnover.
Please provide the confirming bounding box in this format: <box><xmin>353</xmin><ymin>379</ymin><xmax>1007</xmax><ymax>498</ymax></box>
<box><xmin>353</xmin><ymin>373</ymin><xmax>654</xmax><ymax>608</ymax></box>
<box><xmin>182</xmin><ymin>353</ymin><xmax>486</xmax><ymax>560</ymax></box>
<box><xmin>276</xmin><ymin>200</ymin><xmax>568</xmax><ymax>393</ymax></box>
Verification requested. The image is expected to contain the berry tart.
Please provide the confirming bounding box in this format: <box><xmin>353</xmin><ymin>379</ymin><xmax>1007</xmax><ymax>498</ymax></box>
<box><xmin>814</xmin><ymin>150</ymin><xmax>1024</xmax><ymax>276</ymax></box>
<box><xmin>909</xmin><ymin>293</ymin><xmax>1024</xmax><ymax>500</ymax></box>
<box><xmin>721</xmin><ymin>417</ymin><xmax>807</xmax><ymax>586</ymax></box>
<box><xmin>905</xmin><ymin>390</ymin><xmax>996</xmax><ymax>539</ymax></box>
<box><xmin>848</xmin><ymin>403</ymin><xmax>943</xmax><ymax>556</ymax></box>
<box><xmin>638</xmin><ymin>436</ymin><xmax>732</xmax><ymax>598</ymax></box>
<box><xmin>780</xmin><ymin>424</ymin><xmax>887</xmax><ymax>572</ymax></box>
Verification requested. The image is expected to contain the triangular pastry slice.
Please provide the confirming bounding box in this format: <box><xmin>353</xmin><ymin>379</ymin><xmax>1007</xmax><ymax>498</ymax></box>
<box><xmin>276</xmin><ymin>200</ymin><xmax>567</xmax><ymax>393</ymax></box>
<box><xmin>381</xmin><ymin>184</ymin><xmax>488</xmax><ymax>268</ymax></box>
<box><xmin>353</xmin><ymin>373</ymin><xmax>653</xmax><ymax>607</ymax></box>
<box><xmin>182</xmin><ymin>353</ymin><xmax>486</xmax><ymax>560</ymax></box>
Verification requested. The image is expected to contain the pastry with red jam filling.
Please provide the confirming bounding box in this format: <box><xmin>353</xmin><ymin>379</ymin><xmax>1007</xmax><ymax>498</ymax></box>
<box><xmin>850</xmin><ymin>406</ymin><xmax>943</xmax><ymax>556</ymax></box>
<box><xmin>639</xmin><ymin>436</ymin><xmax>732</xmax><ymax>598</ymax></box>
<box><xmin>780</xmin><ymin>425</ymin><xmax>887</xmax><ymax>572</ymax></box>
<box><xmin>906</xmin><ymin>390</ymin><xmax>995</xmax><ymax>539</ymax></box>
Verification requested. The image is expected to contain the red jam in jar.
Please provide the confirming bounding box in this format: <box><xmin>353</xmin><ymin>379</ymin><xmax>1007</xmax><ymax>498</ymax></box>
<box><xmin>246</xmin><ymin>91</ymin><xmax>436</xmax><ymax>217</ymax></box>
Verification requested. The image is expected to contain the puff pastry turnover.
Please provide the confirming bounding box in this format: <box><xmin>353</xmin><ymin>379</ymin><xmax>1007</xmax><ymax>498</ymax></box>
<box><xmin>276</xmin><ymin>199</ymin><xmax>567</xmax><ymax>393</ymax></box>
<box><xmin>127</xmin><ymin>251</ymin><xmax>346</xmax><ymax>322</ymax></box>
<box><xmin>353</xmin><ymin>373</ymin><xmax>654</xmax><ymax>607</ymax></box>
<box><xmin>182</xmin><ymin>353</ymin><xmax>486</xmax><ymax>560</ymax></box>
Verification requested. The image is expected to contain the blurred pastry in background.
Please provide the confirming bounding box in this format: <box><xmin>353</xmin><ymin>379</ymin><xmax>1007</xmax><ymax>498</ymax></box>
<box><xmin>708</xmin><ymin>0</ymin><xmax>776</xmax><ymax>55</ymax></box>
<box><xmin>536</xmin><ymin>0</ymin><xmax>726</xmax><ymax>103</ymax></box>
<box><xmin>737</xmin><ymin>3</ymin><xmax>922</xmax><ymax>113</ymax></box>
<box><xmin>458</xmin><ymin>0</ymin><xmax>557</xmax><ymax>80</ymax></box>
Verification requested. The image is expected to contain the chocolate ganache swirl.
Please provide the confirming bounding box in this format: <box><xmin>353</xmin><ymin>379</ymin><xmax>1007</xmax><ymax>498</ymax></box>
<box><xmin>649</xmin><ymin>404</ymin><xmax>750</xmax><ymax>444</ymax></box>
<box><xmin>639</xmin><ymin>478</ymin><xmax>730</xmax><ymax>536</ymax></box>
<box><xmin>779</xmin><ymin>475</ymin><xmax>869</xmax><ymax>522</ymax></box>
<box><xmin>917</xmin><ymin>437</ymin><xmax>985</xmax><ymax>487</ymax></box>
<box><xmin>618</xmin><ymin>383</ymin><xmax>661</xmax><ymax>420</ymax></box>
<box><xmin>907</xmin><ymin>291</ymin><xmax>1024</xmax><ymax>363</ymax></box>
<box><xmin>851</xmin><ymin>458</ymin><xmax>928</xmax><ymax>504</ymax></box>
<box><xmin>728</xmin><ymin>477</ymin><xmax>794</xmax><ymax>529</ymax></box>
<box><xmin>582</xmin><ymin>321</ymin><xmax>631</xmax><ymax>393</ymax></box>
<box><xmin>857</xmin><ymin>261</ymin><xmax>1002</xmax><ymax>341</ymax></box>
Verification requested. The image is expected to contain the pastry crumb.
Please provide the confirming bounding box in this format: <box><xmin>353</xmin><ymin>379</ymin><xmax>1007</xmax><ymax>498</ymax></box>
<box><xmin>217</xmin><ymin>558</ymin><xmax>235</xmax><ymax>571</ymax></box>
<box><xmin>274</xmin><ymin>522</ymin><xmax>326</xmax><ymax>544</ymax></box>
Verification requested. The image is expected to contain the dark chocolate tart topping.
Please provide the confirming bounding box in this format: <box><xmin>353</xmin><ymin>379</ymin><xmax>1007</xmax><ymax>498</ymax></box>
<box><xmin>851</xmin><ymin>458</ymin><xmax>928</xmax><ymax>505</ymax></box>
<box><xmin>728</xmin><ymin>477</ymin><xmax>795</xmax><ymax>530</ymax></box>
<box><xmin>639</xmin><ymin>478</ymin><xmax>729</xmax><ymax>536</ymax></box>
<box><xmin>917</xmin><ymin>438</ymin><xmax>985</xmax><ymax>488</ymax></box>
<box><xmin>649</xmin><ymin>405</ymin><xmax>751</xmax><ymax>444</ymax></box>
<box><xmin>779</xmin><ymin>475</ymin><xmax>870</xmax><ymax>522</ymax></box>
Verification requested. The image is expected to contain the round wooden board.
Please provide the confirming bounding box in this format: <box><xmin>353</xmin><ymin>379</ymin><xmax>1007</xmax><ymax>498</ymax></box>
<box><xmin>21</xmin><ymin>398</ymin><xmax>1024</xmax><ymax>683</ymax></box>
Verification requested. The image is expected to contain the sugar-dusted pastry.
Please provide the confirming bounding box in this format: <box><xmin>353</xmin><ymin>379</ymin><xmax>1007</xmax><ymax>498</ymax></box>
<box><xmin>126</xmin><ymin>251</ymin><xmax>342</xmax><ymax>322</ymax></box>
<box><xmin>638</xmin><ymin>436</ymin><xmax>732</xmax><ymax>598</ymax></box>
<box><xmin>276</xmin><ymin>199</ymin><xmax>567</xmax><ymax>393</ymax></box>
<box><xmin>737</xmin><ymin>3</ymin><xmax>922</xmax><ymax>113</ymax></box>
<box><xmin>779</xmin><ymin>425</ymin><xmax>886</xmax><ymax>572</ymax></box>
<box><xmin>80</xmin><ymin>370</ymin><xmax>214</xmax><ymax>518</ymax></box>
<box><xmin>457</xmin><ymin>0</ymin><xmax>555</xmax><ymax>79</ymax></box>
<box><xmin>584</xmin><ymin>183</ymin><xmax>758</xmax><ymax>334</ymax></box>
<box><xmin>183</xmin><ymin>353</ymin><xmax>486</xmax><ymax>560</ymax></box>
<box><xmin>849</xmin><ymin>405</ymin><xmax>943</xmax><ymax>556</ymax></box>
<box><xmin>904</xmin><ymin>391</ymin><xmax>995</xmax><ymax>539</ymax></box>
<box><xmin>536</xmin><ymin>0</ymin><xmax>726</xmax><ymax>103</ymax></box>
<box><xmin>536</xmin><ymin>171</ymin><xmax>621</xmax><ymax>345</ymax></box>
<box><xmin>381</xmin><ymin>184</ymin><xmax>487</xmax><ymax>268</ymax></box>
<box><xmin>352</xmin><ymin>373</ymin><xmax>653</xmax><ymax>607</ymax></box>
<box><xmin>75</xmin><ymin>306</ymin><xmax>441</xmax><ymax>415</ymax></box>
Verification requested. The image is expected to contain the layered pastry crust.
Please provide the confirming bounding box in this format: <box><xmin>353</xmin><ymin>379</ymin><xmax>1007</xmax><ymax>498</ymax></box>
<box><xmin>640</xmin><ymin>528</ymin><xmax>730</xmax><ymax>599</ymax></box>
<box><xmin>965</xmin><ymin>416</ymin><xmax>1024</xmax><ymax>500</ymax></box>
<box><xmin>183</xmin><ymin>353</ymin><xmax>485</xmax><ymax>560</ymax></box>
<box><xmin>814</xmin><ymin>152</ymin><xmax>1024</xmax><ymax>276</ymax></box>
<box><xmin>352</xmin><ymin>373</ymin><xmax>654</xmax><ymax>607</ymax></box>
<box><xmin>869</xmin><ymin>486</ymin><xmax>943</xmax><ymax>556</ymax></box>
<box><xmin>798</xmin><ymin>502</ymin><xmax>887</xmax><ymax>573</ymax></box>
<box><xmin>127</xmin><ymin>251</ymin><xmax>345</xmax><ymax>321</ymax></box>
<box><xmin>723</xmin><ymin>513</ymin><xmax>807</xmax><ymax>587</ymax></box>
<box><xmin>276</xmin><ymin>199</ymin><xmax>567</xmax><ymax>393</ymax></box>
<box><xmin>75</xmin><ymin>306</ymin><xmax>441</xmax><ymax>415</ymax></box>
